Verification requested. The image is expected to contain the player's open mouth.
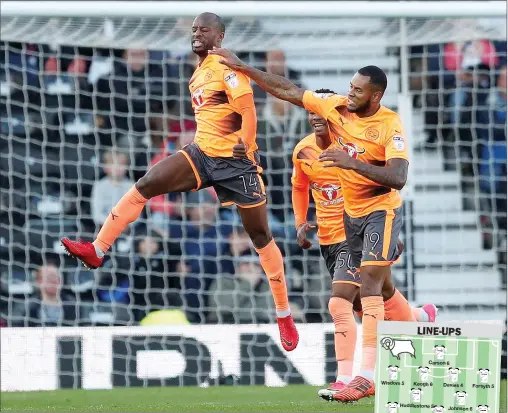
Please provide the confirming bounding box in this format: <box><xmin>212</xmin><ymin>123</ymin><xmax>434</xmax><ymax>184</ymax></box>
<box><xmin>192</xmin><ymin>40</ymin><xmax>204</xmax><ymax>48</ymax></box>
<box><xmin>312</xmin><ymin>122</ymin><xmax>326</xmax><ymax>130</ymax></box>
<box><xmin>347</xmin><ymin>98</ymin><xmax>356</xmax><ymax>106</ymax></box>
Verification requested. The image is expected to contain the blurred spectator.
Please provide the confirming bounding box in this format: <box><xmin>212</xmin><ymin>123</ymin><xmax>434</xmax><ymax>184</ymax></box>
<box><xmin>256</xmin><ymin>50</ymin><xmax>309</xmax><ymax>222</ymax></box>
<box><xmin>94</xmin><ymin>47</ymin><xmax>176</xmax><ymax>139</ymax></box>
<box><xmin>97</xmin><ymin>227</ymin><xmax>183</xmax><ymax>322</ymax></box>
<box><xmin>253</xmin><ymin>49</ymin><xmax>303</xmax><ymax>103</ymax></box>
<box><xmin>91</xmin><ymin>149</ymin><xmax>134</xmax><ymax>227</ymax></box>
<box><xmin>443</xmin><ymin>40</ymin><xmax>499</xmax><ymax>175</ymax></box>
<box><xmin>479</xmin><ymin>64</ymin><xmax>507</xmax><ymax>253</ymax></box>
<box><xmin>1</xmin><ymin>43</ymin><xmax>43</xmax><ymax>104</ymax></box>
<box><xmin>131</xmin><ymin>228</ymin><xmax>184</xmax><ymax>319</ymax></box>
<box><xmin>141</xmin><ymin>119</ymin><xmax>197</xmax><ymax>232</ymax></box>
<box><xmin>27</xmin><ymin>263</ymin><xmax>77</xmax><ymax>326</ymax></box>
<box><xmin>257</xmin><ymin>96</ymin><xmax>310</xmax><ymax>223</ymax></box>
<box><xmin>208</xmin><ymin>228</ymin><xmax>274</xmax><ymax>324</ymax></box>
<box><xmin>169</xmin><ymin>189</ymin><xmax>233</xmax><ymax>323</ymax></box>
<box><xmin>208</xmin><ymin>252</ymin><xmax>274</xmax><ymax>324</ymax></box>
<box><xmin>42</xmin><ymin>44</ymin><xmax>93</xmax><ymax>101</ymax></box>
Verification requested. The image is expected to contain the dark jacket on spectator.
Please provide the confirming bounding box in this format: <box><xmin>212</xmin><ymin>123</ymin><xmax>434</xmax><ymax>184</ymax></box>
<box><xmin>27</xmin><ymin>292</ymin><xmax>78</xmax><ymax>327</ymax></box>
<box><xmin>95</xmin><ymin>60</ymin><xmax>176</xmax><ymax>134</ymax></box>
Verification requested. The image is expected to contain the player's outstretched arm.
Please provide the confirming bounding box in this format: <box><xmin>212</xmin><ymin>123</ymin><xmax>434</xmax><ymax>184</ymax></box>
<box><xmin>319</xmin><ymin>148</ymin><xmax>408</xmax><ymax>190</ymax></box>
<box><xmin>209</xmin><ymin>47</ymin><xmax>305</xmax><ymax>107</ymax></box>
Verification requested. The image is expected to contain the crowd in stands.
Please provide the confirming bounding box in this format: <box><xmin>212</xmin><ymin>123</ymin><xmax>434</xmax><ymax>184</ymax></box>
<box><xmin>0</xmin><ymin>38</ymin><xmax>506</xmax><ymax>327</ymax></box>
<box><xmin>410</xmin><ymin>39</ymin><xmax>507</xmax><ymax>272</ymax></box>
<box><xmin>0</xmin><ymin>41</ymin><xmax>317</xmax><ymax>327</ymax></box>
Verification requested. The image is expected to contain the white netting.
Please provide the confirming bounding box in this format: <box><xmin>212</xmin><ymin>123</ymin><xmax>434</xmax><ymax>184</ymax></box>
<box><xmin>0</xmin><ymin>11</ymin><xmax>506</xmax><ymax>389</ymax></box>
<box><xmin>1</xmin><ymin>15</ymin><xmax>506</xmax><ymax>51</ymax></box>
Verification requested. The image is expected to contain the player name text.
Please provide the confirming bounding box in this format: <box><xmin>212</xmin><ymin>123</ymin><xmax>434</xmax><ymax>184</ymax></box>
<box><xmin>472</xmin><ymin>383</ymin><xmax>493</xmax><ymax>389</ymax></box>
<box><xmin>448</xmin><ymin>407</ymin><xmax>472</xmax><ymax>411</ymax></box>
<box><xmin>429</xmin><ymin>360</ymin><xmax>450</xmax><ymax>365</ymax></box>
<box><xmin>413</xmin><ymin>381</ymin><xmax>433</xmax><ymax>387</ymax></box>
<box><xmin>400</xmin><ymin>403</ymin><xmax>432</xmax><ymax>408</ymax></box>
<box><xmin>381</xmin><ymin>381</ymin><xmax>402</xmax><ymax>386</ymax></box>
<box><xmin>417</xmin><ymin>327</ymin><xmax>462</xmax><ymax>336</ymax></box>
<box><xmin>443</xmin><ymin>383</ymin><xmax>461</xmax><ymax>388</ymax></box>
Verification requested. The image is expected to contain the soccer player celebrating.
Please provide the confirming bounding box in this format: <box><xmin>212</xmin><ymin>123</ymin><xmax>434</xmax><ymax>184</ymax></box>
<box><xmin>209</xmin><ymin>47</ymin><xmax>415</xmax><ymax>401</ymax></box>
<box><xmin>61</xmin><ymin>13</ymin><xmax>299</xmax><ymax>351</ymax></box>
<box><xmin>291</xmin><ymin>89</ymin><xmax>437</xmax><ymax>399</ymax></box>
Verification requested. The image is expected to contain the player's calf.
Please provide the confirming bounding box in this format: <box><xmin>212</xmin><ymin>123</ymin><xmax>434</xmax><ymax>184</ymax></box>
<box><xmin>238</xmin><ymin>204</ymin><xmax>298</xmax><ymax>351</ymax></box>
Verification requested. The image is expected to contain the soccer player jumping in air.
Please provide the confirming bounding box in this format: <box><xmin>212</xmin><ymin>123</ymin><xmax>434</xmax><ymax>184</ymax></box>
<box><xmin>290</xmin><ymin>89</ymin><xmax>437</xmax><ymax>399</ymax></box>
<box><xmin>209</xmin><ymin>46</ymin><xmax>415</xmax><ymax>401</ymax></box>
<box><xmin>61</xmin><ymin>13</ymin><xmax>299</xmax><ymax>351</ymax></box>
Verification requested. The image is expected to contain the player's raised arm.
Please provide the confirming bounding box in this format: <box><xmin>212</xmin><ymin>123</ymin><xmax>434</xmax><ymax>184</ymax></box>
<box><xmin>209</xmin><ymin>47</ymin><xmax>306</xmax><ymax>107</ymax></box>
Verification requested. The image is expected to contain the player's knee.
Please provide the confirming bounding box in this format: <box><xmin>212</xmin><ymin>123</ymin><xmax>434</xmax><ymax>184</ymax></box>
<box><xmin>136</xmin><ymin>173</ymin><xmax>152</xmax><ymax>199</ymax></box>
<box><xmin>359</xmin><ymin>266</ymin><xmax>386</xmax><ymax>297</ymax></box>
<box><xmin>331</xmin><ymin>283</ymin><xmax>357</xmax><ymax>303</ymax></box>
<box><xmin>381</xmin><ymin>278</ymin><xmax>396</xmax><ymax>300</ymax></box>
<box><xmin>248</xmin><ymin>228</ymin><xmax>272</xmax><ymax>249</ymax></box>
<box><xmin>136</xmin><ymin>173</ymin><xmax>156</xmax><ymax>199</ymax></box>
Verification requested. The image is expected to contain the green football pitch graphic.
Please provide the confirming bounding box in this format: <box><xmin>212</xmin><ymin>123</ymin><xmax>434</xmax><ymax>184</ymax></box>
<box><xmin>376</xmin><ymin>322</ymin><xmax>502</xmax><ymax>413</ymax></box>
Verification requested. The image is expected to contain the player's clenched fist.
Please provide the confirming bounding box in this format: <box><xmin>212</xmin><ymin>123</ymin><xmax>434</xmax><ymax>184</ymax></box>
<box><xmin>232</xmin><ymin>137</ymin><xmax>247</xmax><ymax>159</ymax></box>
<box><xmin>296</xmin><ymin>222</ymin><xmax>316</xmax><ymax>249</ymax></box>
<box><xmin>319</xmin><ymin>148</ymin><xmax>355</xmax><ymax>169</ymax></box>
<box><xmin>208</xmin><ymin>47</ymin><xmax>245</xmax><ymax>71</ymax></box>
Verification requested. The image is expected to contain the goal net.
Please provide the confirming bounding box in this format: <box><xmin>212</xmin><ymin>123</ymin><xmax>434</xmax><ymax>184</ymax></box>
<box><xmin>0</xmin><ymin>3</ymin><xmax>506</xmax><ymax>390</ymax></box>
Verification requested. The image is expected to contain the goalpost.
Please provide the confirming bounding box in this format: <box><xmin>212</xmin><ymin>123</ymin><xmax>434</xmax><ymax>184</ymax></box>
<box><xmin>0</xmin><ymin>1</ymin><xmax>506</xmax><ymax>390</ymax></box>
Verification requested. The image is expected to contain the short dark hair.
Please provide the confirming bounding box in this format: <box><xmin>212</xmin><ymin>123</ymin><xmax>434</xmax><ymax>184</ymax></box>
<box><xmin>358</xmin><ymin>65</ymin><xmax>387</xmax><ymax>93</ymax></box>
<box><xmin>200</xmin><ymin>12</ymin><xmax>225</xmax><ymax>33</ymax></box>
<box><xmin>314</xmin><ymin>88</ymin><xmax>336</xmax><ymax>94</ymax></box>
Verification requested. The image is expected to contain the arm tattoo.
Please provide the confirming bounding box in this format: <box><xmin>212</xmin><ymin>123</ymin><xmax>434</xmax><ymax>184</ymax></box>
<box><xmin>241</xmin><ymin>66</ymin><xmax>305</xmax><ymax>107</ymax></box>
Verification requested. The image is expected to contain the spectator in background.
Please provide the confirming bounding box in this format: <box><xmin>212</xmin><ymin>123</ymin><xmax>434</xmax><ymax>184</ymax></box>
<box><xmin>254</xmin><ymin>49</ymin><xmax>303</xmax><ymax>103</ymax></box>
<box><xmin>96</xmin><ymin>226</ymin><xmax>184</xmax><ymax>322</ymax></box>
<box><xmin>208</xmin><ymin>251</ymin><xmax>275</xmax><ymax>324</ymax></box>
<box><xmin>131</xmin><ymin>227</ymin><xmax>184</xmax><ymax>320</ymax></box>
<box><xmin>443</xmin><ymin>40</ymin><xmax>499</xmax><ymax>175</ymax></box>
<box><xmin>27</xmin><ymin>263</ymin><xmax>77</xmax><ymax>326</ymax></box>
<box><xmin>208</xmin><ymin>227</ymin><xmax>304</xmax><ymax>324</ymax></box>
<box><xmin>479</xmin><ymin>64</ymin><xmax>507</xmax><ymax>254</ymax></box>
<box><xmin>91</xmin><ymin>149</ymin><xmax>134</xmax><ymax>228</ymax></box>
<box><xmin>94</xmin><ymin>47</ymin><xmax>176</xmax><ymax>142</ymax></box>
<box><xmin>140</xmin><ymin>119</ymin><xmax>197</xmax><ymax>233</ymax></box>
<box><xmin>2</xmin><ymin>43</ymin><xmax>43</xmax><ymax>105</ymax></box>
<box><xmin>257</xmin><ymin>49</ymin><xmax>310</xmax><ymax>223</ymax></box>
<box><xmin>169</xmin><ymin>189</ymin><xmax>233</xmax><ymax>323</ymax></box>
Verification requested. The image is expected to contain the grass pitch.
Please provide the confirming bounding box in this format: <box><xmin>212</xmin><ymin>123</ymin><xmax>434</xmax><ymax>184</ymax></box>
<box><xmin>1</xmin><ymin>382</ymin><xmax>506</xmax><ymax>412</ymax></box>
<box><xmin>2</xmin><ymin>385</ymin><xmax>371</xmax><ymax>412</ymax></box>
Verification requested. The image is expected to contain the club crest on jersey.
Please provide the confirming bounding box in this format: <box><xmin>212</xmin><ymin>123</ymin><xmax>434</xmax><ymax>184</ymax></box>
<box><xmin>338</xmin><ymin>137</ymin><xmax>366</xmax><ymax>159</ymax></box>
<box><xmin>192</xmin><ymin>88</ymin><xmax>205</xmax><ymax>107</ymax></box>
<box><xmin>311</xmin><ymin>183</ymin><xmax>343</xmax><ymax>206</ymax></box>
<box><xmin>365</xmin><ymin>128</ymin><xmax>380</xmax><ymax>140</ymax></box>
<box><xmin>204</xmin><ymin>69</ymin><xmax>214</xmax><ymax>82</ymax></box>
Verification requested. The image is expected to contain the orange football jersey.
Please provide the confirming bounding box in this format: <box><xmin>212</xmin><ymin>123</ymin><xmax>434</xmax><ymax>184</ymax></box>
<box><xmin>302</xmin><ymin>91</ymin><xmax>409</xmax><ymax>218</ymax></box>
<box><xmin>189</xmin><ymin>54</ymin><xmax>257</xmax><ymax>158</ymax></box>
<box><xmin>292</xmin><ymin>134</ymin><xmax>346</xmax><ymax>245</ymax></box>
